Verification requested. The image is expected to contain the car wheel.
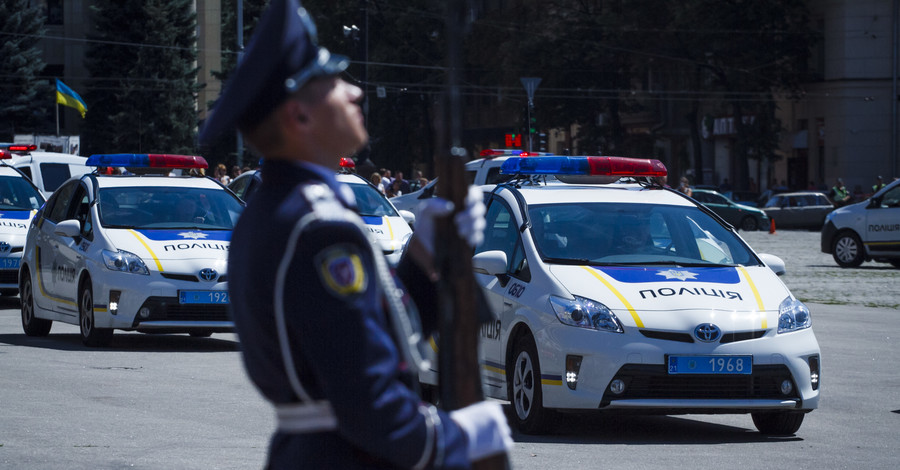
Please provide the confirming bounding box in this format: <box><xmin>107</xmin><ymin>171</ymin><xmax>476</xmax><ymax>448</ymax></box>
<box><xmin>79</xmin><ymin>278</ymin><xmax>113</xmax><ymax>347</ymax></box>
<box><xmin>832</xmin><ymin>232</ymin><xmax>865</xmax><ymax>268</ymax></box>
<box><xmin>508</xmin><ymin>334</ymin><xmax>552</xmax><ymax>434</ymax></box>
<box><xmin>740</xmin><ymin>216</ymin><xmax>759</xmax><ymax>231</ymax></box>
<box><xmin>20</xmin><ymin>269</ymin><xmax>51</xmax><ymax>337</ymax></box>
<box><xmin>751</xmin><ymin>411</ymin><xmax>804</xmax><ymax>436</ymax></box>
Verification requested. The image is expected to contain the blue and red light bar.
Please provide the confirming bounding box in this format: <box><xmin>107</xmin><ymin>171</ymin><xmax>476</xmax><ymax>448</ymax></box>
<box><xmin>479</xmin><ymin>149</ymin><xmax>553</xmax><ymax>158</ymax></box>
<box><xmin>339</xmin><ymin>157</ymin><xmax>356</xmax><ymax>168</ymax></box>
<box><xmin>86</xmin><ymin>154</ymin><xmax>208</xmax><ymax>169</ymax></box>
<box><xmin>0</xmin><ymin>144</ymin><xmax>37</xmax><ymax>159</ymax></box>
<box><xmin>500</xmin><ymin>156</ymin><xmax>667</xmax><ymax>177</ymax></box>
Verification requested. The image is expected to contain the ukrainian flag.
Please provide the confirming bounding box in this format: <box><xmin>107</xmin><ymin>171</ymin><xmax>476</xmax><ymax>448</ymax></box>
<box><xmin>56</xmin><ymin>79</ymin><xmax>87</xmax><ymax>118</ymax></box>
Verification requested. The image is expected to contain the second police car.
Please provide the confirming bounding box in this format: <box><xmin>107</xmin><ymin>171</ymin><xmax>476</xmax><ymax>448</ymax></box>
<box><xmin>0</xmin><ymin>147</ymin><xmax>47</xmax><ymax>296</ymax></box>
<box><xmin>229</xmin><ymin>158</ymin><xmax>414</xmax><ymax>265</ymax></box>
<box><xmin>467</xmin><ymin>155</ymin><xmax>820</xmax><ymax>436</ymax></box>
<box><xmin>19</xmin><ymin>154</ymin><xmax>244</xmax><ymax>346</ymax></box>
<box><xmin>821</xmin><ymin>177</ymin><xmax>900</xmax><ymax>267</ymax></box>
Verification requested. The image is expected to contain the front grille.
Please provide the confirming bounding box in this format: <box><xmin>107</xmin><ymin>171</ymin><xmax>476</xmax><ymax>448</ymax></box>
<box><xmin>602</xmin><ymin>364</ymin><xmax>797</xmax><ymax>405</ymax></box>
<box><xmin>0</xmin><ymin>269</ymin><xmax>18</xmax><ymax>284</ymax></box>
<box><xmin>639</xmin><ymin>330</ymin><xmax>694</xmax><ymax>343</ymax></box>
<box><xmin>160</xmin><ymin>273</ymin><xmax>200</xmax><ymax>282</ymax></box>
<box><xmin>133</xmin><ymin>296</ymin><xmax>230</xmax><ymax>325</ymax></box>
<box><xmin>720</xmin><ymin>330</ymin><xmax>767</xmax><ymax>344</ymax></box>
<box><xmin>638</xmin><ymin>329</ymin><xmax>768</xmax><ymax>344</ymax></box>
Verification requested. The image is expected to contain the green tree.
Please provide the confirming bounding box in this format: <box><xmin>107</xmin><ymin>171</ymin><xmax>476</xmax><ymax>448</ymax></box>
<box><xmin>81</xmin><ymin>0</ymin><xmax>200</xmax><ymax>156</ymax></box>
<box><xmin>0</xmin><ymin>0</ymin><xmax>50</xmax><ymax>139</ymax></box>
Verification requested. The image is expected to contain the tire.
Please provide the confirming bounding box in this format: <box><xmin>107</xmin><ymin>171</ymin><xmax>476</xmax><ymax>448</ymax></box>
<box><xmin>740</xmin><ymin>216</ymin><xmax>759</xmax><ymax>231</ymax></box>
<box><xmin>508</xmin><ymin>334</ymin><xmax>552</xmax><ymax>434</ymax></box>
<box><xmin>20</xmin><ymin>269</ymin><xmax>51</xmax><ymax>337</ymax></box>
<box><xmin>751</xmin><ymin>411</ymin><xmax>804</xmax><ymax>436</ymax></box>
<box><xmin>832</xmin><ymin>232</ymin><xmax>865</xmax><ymax>268</ymax></box>
<box><xmin>79</xmin><ymin>278</ymin><xmax>113</xmax><ymax>347</ymax></box>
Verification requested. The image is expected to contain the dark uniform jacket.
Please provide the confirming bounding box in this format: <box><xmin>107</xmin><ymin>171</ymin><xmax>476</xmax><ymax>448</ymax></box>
<box><xmin>228</xmin><ymin>160</ymin><xmax>470</xmax><ymax>469</ymax></box>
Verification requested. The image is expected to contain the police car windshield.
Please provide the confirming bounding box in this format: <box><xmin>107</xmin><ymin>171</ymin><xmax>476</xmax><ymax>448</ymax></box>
<box><xmin>99</xmin><ymin>187</ymin><xmax>243</xmax><ymax>230</ymax></box>
<box><xmin>348</xmin><ymin>183</ymin><xmax>399</xmax><ymax>217</ymax></box>
<box><xmin>529</xmin><ymin>202</ymin><xmax>757</xmax><ymax>266</ymax></box>
<box><xmin>0</xmin><ymin>176</ymin><xmax>45</xmax><ymax>210</ymax></box>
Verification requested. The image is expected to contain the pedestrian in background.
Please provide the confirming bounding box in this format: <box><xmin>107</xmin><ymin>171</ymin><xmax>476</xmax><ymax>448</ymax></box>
<box><xmin>677</xmin><ymin>176</ymin><xmax>693</xmax><ymax>197</ymax></box>
<box><xmin>214</xmin><ymin>163</ymin><xmax>231</xmax><ymax>185</ymax></box>
<box><xmin>369</xmin><ymin>171</ymin><xmax>384</xmax><ymax>194</ymax></box>
<box><xmin>831</xmin><ymin>178</ymin><xmax>851</xmax><ymax>207</ymax></box>
<box><xmin>198</xmin><ymin>1</ymin><xmax>512</xmax><ymax>468</ymax></box>
<box><xmin>873</xmin><ymin>175</ymin><xmax>886</xmax><ymax>193</ymax></box>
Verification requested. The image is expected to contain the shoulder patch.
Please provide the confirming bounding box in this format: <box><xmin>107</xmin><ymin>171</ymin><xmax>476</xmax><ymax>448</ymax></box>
<box><xmin>301</xmin><ymin>183</ymin><xmax>347</xmax><ymax>222</ymax></box>
<box><xmin>315</xmin><ymin>244</ymin><xmax>368</xmax><ymax>297</ymax></box>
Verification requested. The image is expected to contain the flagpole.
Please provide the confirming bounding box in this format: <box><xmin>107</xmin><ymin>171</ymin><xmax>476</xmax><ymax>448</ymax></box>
<box><xmin>56</xmin><ymin>102</ymin><xmax>59</xmax><ymax>136</ymax></box>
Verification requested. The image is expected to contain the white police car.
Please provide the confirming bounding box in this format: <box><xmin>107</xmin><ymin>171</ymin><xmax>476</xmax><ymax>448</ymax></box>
<box><xmin>229</xmin><ymin>160</ymin><xmax>414</xmax><ymax>265</ymax></box>
<box><xmin>821</xmin><ymin>177</ymin><xmax>900</xmax><ymax>267</ymax></box>
<box><xmin>469</xmin><ymin>156</ymin><xmax>820</xmax><ymax>436</ymax></box>
<box><xmin>19</xmin><ymin>154</ymin><xmax>244</xmax><ymax>346</ymax></box>
<box><xmin>0</xmin><ymin>152</ymin><xmax>46</xmax><ymax>296</ymax></box>
<box><xmin>0</xmin><ymin>143</ymin><xmax>92</xmax><ymax>198</ymax></box>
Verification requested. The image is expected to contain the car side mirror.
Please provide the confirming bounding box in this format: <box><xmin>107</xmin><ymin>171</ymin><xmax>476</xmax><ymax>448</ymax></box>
<box><xmin>54</xmin><ymin>219</ymin><xmax>82</xmax><ymax>238</ymax></box>
<box><xmin>473</xmin><ymin>250</ymin><xmax>508</xmax><ymax>276</ymax></box>
<box><xmin>758</xmin><ymin>253</ymin><xmax>786</xmax><ymax>276</ymax></box>
<box><xmin>399</xmin><ymin>210</ymin><xmax>415</xmax><ymax>226</ymax></box>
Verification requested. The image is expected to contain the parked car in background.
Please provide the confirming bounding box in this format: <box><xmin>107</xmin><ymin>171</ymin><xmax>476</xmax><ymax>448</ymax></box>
<box><xmin>762</xmin><ymin>192</ymin><xmax>835</xmax><ymax>230</ymax></box>
<box><xmin>821</xmin><ymin>178</ymin><xmax>900</xmax><ymax>268</ymax></box>
<box><xmin>723</xmin><ymin>190</ymin><xmax>761</xmax><ymax>207</ymax></box>
<box><xmin>691</xmin><ymin>189</ymin><xmax>769</xmax><ymax>231</ymax></box>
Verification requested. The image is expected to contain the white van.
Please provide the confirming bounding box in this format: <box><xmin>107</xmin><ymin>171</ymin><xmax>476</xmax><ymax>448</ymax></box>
<box><xmin>1</xmin><ymin>145</ymin><xmax>92</xmax><ymax>198</ymax></box>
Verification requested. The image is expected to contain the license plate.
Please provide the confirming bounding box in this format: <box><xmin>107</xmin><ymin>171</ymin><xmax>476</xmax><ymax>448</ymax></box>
<box><xmin>179</xmin><ymin>290</ymin><xmax>229</xmax><ymax>304</ymax></box>
<box><xmin>0</xmin><ymin>258</ymin><xmax>20</xmax><ymax>269</ymax></box>
<box><xmin>667</xmin><ymin>355</ymin><xmax>752</xmax><ymax>375</ymax></box>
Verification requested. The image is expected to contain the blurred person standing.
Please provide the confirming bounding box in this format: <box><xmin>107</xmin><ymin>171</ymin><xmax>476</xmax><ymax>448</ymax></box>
<box><xmin>198</xmin><ymin>1</ymin><xmax>512</xmax><ymax>468</ymax></box>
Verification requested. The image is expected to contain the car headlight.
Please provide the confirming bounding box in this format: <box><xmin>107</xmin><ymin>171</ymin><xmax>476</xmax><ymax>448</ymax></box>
<box><xmin>550</xmin><ymin>295</ymin><xmax>623</xmax><ymax>333</ymax></box>
<box><xmin>778</xmin><ymin>296</ymin><xmax>811</xmax><ymax>333</ymax></box>
<box><xmin>102</xmin><ymin>249</ymin><xmax>149</xmax><ymax>275</ymax></box>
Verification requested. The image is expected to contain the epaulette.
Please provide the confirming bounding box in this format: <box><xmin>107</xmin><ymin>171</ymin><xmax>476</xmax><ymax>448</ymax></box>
<box><xmin>299</xmin><ymin>182</ymin><xmax>353</xmax><ymax>223</ymax></box>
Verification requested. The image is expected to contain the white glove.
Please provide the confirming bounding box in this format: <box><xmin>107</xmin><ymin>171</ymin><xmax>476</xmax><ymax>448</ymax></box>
<box><xmin>414</xmin><ymin>185</ymin><xmax>486</xmax><ymax>255</ymax></box>
<box><xmin>453</xmin><ymin>185</ymin><xmax>486</xmax><ymax>249</ymax></box>
<box><xmin>449</xmin><ymin>401</ymin><xmax>514</xmax><ymax>462</ymax></box>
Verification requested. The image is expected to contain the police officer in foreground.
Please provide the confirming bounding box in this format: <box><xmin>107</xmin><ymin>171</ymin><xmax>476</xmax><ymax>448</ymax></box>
<box><xmin>199</xmin><ymin>1</ymin><xmax>512</xmax><ymax>468</ymax></box>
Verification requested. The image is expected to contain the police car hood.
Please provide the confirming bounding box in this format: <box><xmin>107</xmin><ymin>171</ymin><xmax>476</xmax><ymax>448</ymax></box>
<box><xmin>0</xmin><ymin>210</ymin><xmax>36</xmax><ymax>243</ymax></box>
<box><xmin>549</xmin><ymin>264</ymin><xmax>790</xmax><ymax>328</ymax></box>
<box><xmin>360</xmin><ymin>215</ymin><xmax>410</xmax><ymax>253</ymax></box>
<box><xmin>105</xmin><ymin>229</ymin><xmax>231</xmax><ymax>262</ymax></box>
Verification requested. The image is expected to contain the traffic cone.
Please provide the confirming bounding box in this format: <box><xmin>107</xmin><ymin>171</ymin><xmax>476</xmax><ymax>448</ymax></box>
<box><xmin>769</xmin><ymin>218</ymin><xmax>776</xmax><ymax>234</ymax></box>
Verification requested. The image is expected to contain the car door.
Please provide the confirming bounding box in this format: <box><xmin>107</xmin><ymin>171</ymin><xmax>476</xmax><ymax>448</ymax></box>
<box><xmin>36</xmin><ymin>180</ymin><xmax>78</xmax><ymax>311</ymax></box>
<box><xmin>53</xmin><ymin>183</ymin><xmax>93</xmax><ymax>311</ymax></box>
<box><xmin>474</xmin><ymin>197</ymin><xmax>531</xmax><ymax>388</ymax></box>
<box><xmin>865</xmin><ymin>184</ymin><xmax>900</xmax><ymax>254</ymax></box>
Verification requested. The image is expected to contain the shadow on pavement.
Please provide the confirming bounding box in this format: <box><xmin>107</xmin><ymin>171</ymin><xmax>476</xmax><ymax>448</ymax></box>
<box><xmin>507</xmin><ymin>410</ymin><xmax>802</xmax><ymax>445</ymax></box>
<box><xmin>0</xmin><ymin>331</ymin><xmax>239</xmax><ymax>353</ymax></box>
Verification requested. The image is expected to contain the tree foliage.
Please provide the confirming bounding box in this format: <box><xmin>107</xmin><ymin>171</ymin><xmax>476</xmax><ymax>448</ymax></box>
<box><xmin>81</xmin><ymin>0</ymin><xmax>200</xmax><ymax>156</ymax></box>
<box><xmin>0</xmin><ymin>0</ymin><xmax>50</xmax><ymax>139</ymax></box>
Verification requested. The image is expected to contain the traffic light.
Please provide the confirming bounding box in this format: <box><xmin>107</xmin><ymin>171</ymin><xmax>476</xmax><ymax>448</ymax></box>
<box><xmin>529</xmin><ymin>116</ymin><xmax>537</xmax><ymax>134</ymax></box>
<box><xmin>539</xmin><ymin>133</ymin><xmax>547</xmax><ymax>152</ymax></box>
<box><xmin>505</xmin><ymin>133</ymin><xmax>522</xmax><ymax>148</ymax></box>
